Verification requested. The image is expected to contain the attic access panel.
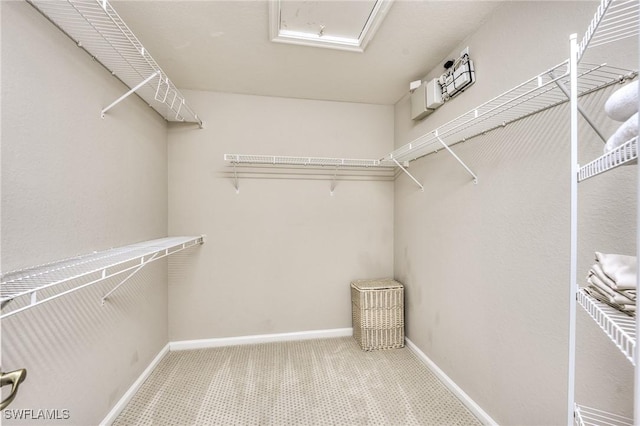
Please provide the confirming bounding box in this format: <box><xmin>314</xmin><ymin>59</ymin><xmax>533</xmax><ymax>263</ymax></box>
<box><xmin>269</xmin><ymin>0</ymin><xmax>393</xmax><ymax>52</ymax></box>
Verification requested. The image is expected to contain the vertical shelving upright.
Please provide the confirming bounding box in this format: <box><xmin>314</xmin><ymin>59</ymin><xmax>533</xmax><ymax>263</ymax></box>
<box><xmin>568</xmin><ymin>1</ymin><xmax>640</xmax><ymax>424</ymax></box>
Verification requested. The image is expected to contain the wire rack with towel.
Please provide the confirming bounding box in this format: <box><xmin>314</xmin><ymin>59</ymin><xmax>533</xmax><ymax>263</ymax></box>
<box><xmin>584</xmin><ymin>252</ymin><xmax>637</xmax><ymax>317</ymax></box>
<box><xmin>567</xmin><ymin>0</ymin><xmax>640</xmax><ymax>423</ymax></box>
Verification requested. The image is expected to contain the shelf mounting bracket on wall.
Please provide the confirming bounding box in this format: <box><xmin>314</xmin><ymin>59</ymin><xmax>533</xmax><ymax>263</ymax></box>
<box><xmin>434</xmin><ymin>131</ymin><xmax>478</xmax><ymax>184</ymax></box>
<box><xmin>548</xmin><ymin>70</ymin><xmax>608</xmax><ymax>143</ymax></box>
<box><xmin>100</xmin><ymin>252</ymin><xmax>159</xmax><ymax>305</ymax></box>
<box><xmin>392</xmin><ymin>159</ymin><xmax>424</xmax><ymax>191</ymax></box>
<box><xmin>330</xmin><ymin>166</ymin><xmax>338</xmax><ymax>195</ymax></box>
<box><xmin>101</xmin><ymin>71</ymin><xmax>160</xmax><ymax>118</ymax></box>
<box><xmin>232</xmin><ymin>163</ymin><xmax>240</xmax><ymax>194</ymax></box>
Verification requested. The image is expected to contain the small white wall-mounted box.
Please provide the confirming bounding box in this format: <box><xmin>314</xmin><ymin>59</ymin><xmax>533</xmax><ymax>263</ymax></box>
<box><xmin>425</xmin><ymin>78</ymin><xmax>444</xmax><ymax>109</ymax></box>
<box><xmin>410</xmin><ymin>84</ymin><xmax>430</xmax><ymax>120</ymax></box>
<box><xmin>410</xmin><ymin>78</ymin><xmax>443</xmax><ymax>121</ymax></box>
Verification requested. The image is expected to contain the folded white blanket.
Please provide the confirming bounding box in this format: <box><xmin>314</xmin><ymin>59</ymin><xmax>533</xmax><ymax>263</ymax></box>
<box><xmin>595</xmin><ymin>252</ymin><xmax>637</xmax><ymax>290</ymax></box>
<box><xmin>604</xmin><ymin>113</ymin><xmax>638</xmax><ymax>153</ymax></box>
<box><xmin>591</xmin><ymin>263</ymin><xmax>620</xmax><ymax>289</ymax></box>
<box><xmin>605</xmin><ymin>80</ymin><xmax>638</xmax><ymax>122</ymax></box>
<box><xmin>587</xmin><ymin>273</ymin><xmax>635</xmax><ymax>304</ymax></box>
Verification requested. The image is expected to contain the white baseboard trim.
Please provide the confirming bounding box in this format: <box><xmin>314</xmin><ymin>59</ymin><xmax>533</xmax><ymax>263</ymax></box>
<box><xmin>100</xmin><ymin>343</ymin><xmax>170</xmax><ymax>426</ymax></box>
<box><xmin>170</xmin><ymin>327</ymin><xmax>353</xmax><ymax>351</ymax></box>
<box><xmin>405</xmin><ymin>338</ymin><xmax>498</xmax><ymax>426</ymax></box>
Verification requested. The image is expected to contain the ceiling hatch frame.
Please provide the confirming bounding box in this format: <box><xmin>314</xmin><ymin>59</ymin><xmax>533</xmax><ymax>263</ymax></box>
<box><xmin>268</xmin><ymin>0</ymin><xmax>394</xmax><ymax>53</ymax></box>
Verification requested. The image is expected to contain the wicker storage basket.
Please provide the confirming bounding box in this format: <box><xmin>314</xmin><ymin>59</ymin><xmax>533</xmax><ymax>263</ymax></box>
<box><xmin>351</xmin><ymin>278</ymin><xmax>404</xmax><ymax>351</ymax></box>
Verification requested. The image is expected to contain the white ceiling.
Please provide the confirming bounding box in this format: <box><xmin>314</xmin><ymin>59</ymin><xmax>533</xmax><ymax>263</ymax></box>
<box><xmin>112</xmin><ymin>0</ymin><xmax>502</xmax><ymax>105</ymax></box>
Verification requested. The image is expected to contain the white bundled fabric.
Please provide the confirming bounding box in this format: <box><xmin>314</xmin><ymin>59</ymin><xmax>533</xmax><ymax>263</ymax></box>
<box><xmin>605</xmin><ymin>80</ymin><xmax>638</xmax><ymax>122</ymax></box>
<box><xmin>604</xmin><ymin>113</ymin><xmax>638</xmax><ymax>153</ymax></box>
<box><xmin>595</xmin><ymin>251</ymin><xmax>637</xmax><ymax>290</ymax></box>
<box><xmin>588</xmin><ymin>273</ymin><xmax>635</xmax><ymax>304</ymax></box>
<box><xmin>585</xmin><ymin>252</ymin><xmax>637</xmax><ymax>317</ymax></box>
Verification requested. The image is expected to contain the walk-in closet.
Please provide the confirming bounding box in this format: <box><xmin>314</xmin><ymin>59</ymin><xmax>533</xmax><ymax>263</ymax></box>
<box><xmin>2</xmin><ymin>0</ymin><xmax>639</xmax><ymax>424</ymax></box>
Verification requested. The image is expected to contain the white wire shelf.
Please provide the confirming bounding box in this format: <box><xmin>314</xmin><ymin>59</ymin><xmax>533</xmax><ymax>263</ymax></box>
<box><xmin>578</xmin><ymin>0</ymin><xmax>639</xmax><ymax>61</ymax></box>
<box><xmin>26</xmin><ymin>0</ymin><xmax>203</xmax><ymax>126</ymax></box>
<box><xmin>0</xmin><ymin>236</ymin><xmax>204</xmax><ymax>319</ymax></box>
<box><xmin>575</xmin><ymin>404</ymin><xmax>634</xmax><ymax>426</ymax></box>
<box><xmin>579</xmin><ymin>137</ymin><xmax>637</xmax><ymax>181</ymax></box>
<box><xmin>577</xmin><ymin>288</ymin><xmax>636</xmax><ymax>365</ymax></box>
<box><xmin>224</xmin><ymin>154</ymin><xmax>396</xmax><ymax>168</ymax></box>
<box><xmin>386</xmin><ymin>62</ymin><xmax>636</xmax><ymax>163</ymax></box>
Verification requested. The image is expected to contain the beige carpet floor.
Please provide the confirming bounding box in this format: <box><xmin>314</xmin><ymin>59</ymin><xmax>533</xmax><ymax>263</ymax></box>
<box><xmin>113</xmin><ymin>337</ymin><xmax>482</xmax><ymax>425</ymax></box>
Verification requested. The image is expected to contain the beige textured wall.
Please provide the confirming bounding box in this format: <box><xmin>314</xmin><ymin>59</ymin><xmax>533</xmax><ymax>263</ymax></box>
<box><xmin>394</xmin><ymin>2</ymin><xmax>636</xmax><ymax>424</ymax></box>
<box><xmin>1</xmin><ymin>2</ymin><xmax>170</xmax><ymax>424</ymax></box>
<box><xmin>167</xmin><ymin>91</ymin><xmax>394</xmax><ymax>341</ymax></box>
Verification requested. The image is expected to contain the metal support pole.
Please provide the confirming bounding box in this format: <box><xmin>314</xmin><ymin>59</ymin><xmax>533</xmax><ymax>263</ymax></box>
<box><xmin>101</xmin><ymin>71</ymin><xmax>159</xmax><ymax>118</ymax></box>
<box><xmin>101</xmin><ymin>252</ymin><xmax>158</xmax><ymax>305</ymax></box>
<box><xmin>634</xmin><ymin>6</ymin><xmax>640</xmax><ymax>421</ymax></box>
<box><xmin>567</xmin><ymin>33</ymin><xmax>579</xmax><ymax>426</ymax></box>
<box><xmin>549</xmin><ymin>71</ymin><xmax>607</xmax><ymax>143</ymax></box>
<box><xmin>434</xmin><ymin>134</ymin><xmax>478</xmax><ymax>184</ymax></box>
<box><xmin>392</xmin><ymin>159</ymin><xmax>424</xmax><ymax>191</ymax></box>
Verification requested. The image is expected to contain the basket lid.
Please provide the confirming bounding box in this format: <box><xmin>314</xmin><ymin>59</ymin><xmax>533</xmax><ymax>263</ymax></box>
<box><xmin>351</xmin><ymin>278</ymin><xmax>403</xmax><ymax>290</ymax></box>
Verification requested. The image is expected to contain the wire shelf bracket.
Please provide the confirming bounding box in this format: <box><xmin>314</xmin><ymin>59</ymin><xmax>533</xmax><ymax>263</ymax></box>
<box><xmin>434</xmin><ymin>132</ymin><xmax>478</xmax><ymax>184</ymax></box>
<box><xmin>101</xmin><ymin>71</ymin><xmax>159</xmax><ymax>119</ymax></box>
<box><xmin>548</xmin><ymin>70</ymin><xmax>608</xmax><ymax>143</ymax></box>
<box><xmin>330</xmin><ymin>166</ymin><xmax>339</xmax><ymax>196</ymax></box>
<box><xmin>232</xmin><ymin>162</ymin><xmax>240</xmax><ymax>194</ymax></box>
<box><xmin>0</xmin><ymin>236</ymin><xmax>205</xmax><ymax>319</ymax></box>
<box><xmin>392</xmin><ymin>159</ymin><xmax>424</xmax><ymax>191</ymax></box>
<box><xmin>100</xmin><ymin>251</ymin><xmax>158</xmax><ymax>304</ymax></box>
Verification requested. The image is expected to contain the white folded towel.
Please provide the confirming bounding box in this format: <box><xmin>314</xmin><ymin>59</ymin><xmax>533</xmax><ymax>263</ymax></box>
<box><xmin>587</xmin><ymin>273</ymin><xmax>635</xmax><ymax>304</ymax></box>
<box><xmin>591</xmin><ymin>263</ymin><xmax>619</xmax><ymax>289</ymax></box>
<box><xmin>595</xmin><ymin>251</ymin><xmax>637</xmax><ymax>290</ymax></box>
<box><xmin>605</xmin><ymin>80</ymin><xmax>638</xmax><ymax>122</ymax></box>
<box><xmin>604</xmin><ymin>113</ymin><xmax>638</xmax><ymax>153</ymax></box>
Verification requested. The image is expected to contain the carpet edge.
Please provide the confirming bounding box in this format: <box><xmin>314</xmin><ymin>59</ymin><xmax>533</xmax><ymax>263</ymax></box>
<box><xmin>404</xmin><ymin>337</ymin><xmax>498</xmax><ymax>426</ymax></box>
